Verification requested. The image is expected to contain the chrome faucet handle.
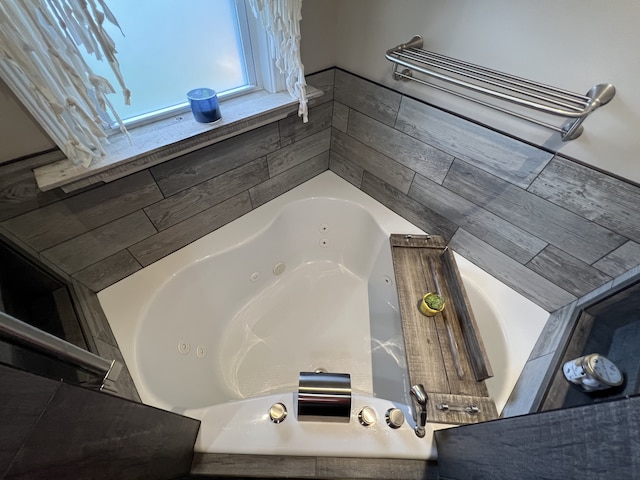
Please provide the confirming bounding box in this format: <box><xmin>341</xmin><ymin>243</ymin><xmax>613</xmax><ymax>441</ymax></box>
<box><xmin>410</xmin><ymin>384</ymin><xmax>428</xmax><ymax>438</ymax></box>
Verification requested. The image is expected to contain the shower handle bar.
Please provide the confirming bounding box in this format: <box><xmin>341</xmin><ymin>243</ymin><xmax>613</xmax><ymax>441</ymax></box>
<box><xmin>0</xmin><ymin>310</ymin><xmax>121</xmax><ymax>387</ymax></box>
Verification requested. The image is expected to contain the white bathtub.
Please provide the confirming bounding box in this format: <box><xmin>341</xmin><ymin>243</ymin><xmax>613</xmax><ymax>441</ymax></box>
<box><xmin>98</xmin><ymin>171</ymin><xmax>548</xmax><ymax>459</ymax></box>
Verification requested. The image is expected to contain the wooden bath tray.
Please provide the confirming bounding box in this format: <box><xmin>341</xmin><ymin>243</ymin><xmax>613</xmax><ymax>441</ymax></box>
<box><xmin>390</xmin><ymin>234</ymin><xmax>499</xmax><ymax>425</ymax></box>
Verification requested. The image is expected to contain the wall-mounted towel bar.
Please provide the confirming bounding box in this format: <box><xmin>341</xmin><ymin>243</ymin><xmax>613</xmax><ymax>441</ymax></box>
<box><xmin>385</xmin><ymin>35</ymin><xmax>615</xmax><ymax>140</ymax></box>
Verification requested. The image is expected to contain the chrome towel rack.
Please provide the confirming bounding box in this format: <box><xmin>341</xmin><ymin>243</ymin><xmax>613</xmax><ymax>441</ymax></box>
<box><xmin>385</xmin><ymin>35</ymin><xmax>615</xmax><ymax>140</ymax></box>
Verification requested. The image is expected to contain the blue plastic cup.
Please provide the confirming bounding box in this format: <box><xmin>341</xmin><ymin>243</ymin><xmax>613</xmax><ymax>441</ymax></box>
<box><xmin>187</xmin><ymin>88</ymin><xmax>222</xmax><ymax>123</ymax></box>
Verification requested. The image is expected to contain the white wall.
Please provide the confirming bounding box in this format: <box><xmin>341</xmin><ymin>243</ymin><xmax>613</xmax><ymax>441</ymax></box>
<box><xmin>0</xmin><ymin>79</ymin><xmax>54</xmax><ymax>164</ymax></box>
<box><xmin>328</xmin><ymin>0</ymin><xmax>640</xmax><ymax>184</ymax></box>
<box><xmin>300</xmin><ymin>0</ymin><xmax>338</xmax><ymax>73</ymax></box>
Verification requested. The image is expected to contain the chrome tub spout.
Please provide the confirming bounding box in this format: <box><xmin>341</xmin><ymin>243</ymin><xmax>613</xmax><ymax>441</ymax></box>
<box><xmin>410</xmin><ymin>384</ymin><xmax>428</xmax><ymax>438</ymax></box>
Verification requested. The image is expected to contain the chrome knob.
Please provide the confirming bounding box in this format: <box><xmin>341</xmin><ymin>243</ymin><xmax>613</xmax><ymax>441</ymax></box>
<box><xmin>385</xmin><ymin>408</ymin><xmax>405</xmax><ymax>429</ymax></box>
<box><xmin>358</xmin><ymin>406</ymin><xmax>377</xmax><ymax>426</ymax></box>
<box><xmin>269</xmin><ymin>402</ymin><xmax>287</xmax><ymax>423</ymax></box>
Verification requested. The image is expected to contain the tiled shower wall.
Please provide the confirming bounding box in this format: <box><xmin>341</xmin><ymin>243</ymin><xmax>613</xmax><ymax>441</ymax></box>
<box><xmin>327</xmin><ymin>69</ymin><xmax>640</xmax><ymax>312</ymax></box>
<box><xmin>1</xmin><ymin>69</ymin><xmax>639</xmax><ymax>314</ymax></box>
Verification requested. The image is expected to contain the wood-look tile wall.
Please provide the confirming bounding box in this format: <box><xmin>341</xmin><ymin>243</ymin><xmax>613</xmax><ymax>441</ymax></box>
<box><xmin>0</xmin><ymin>76</ymin><xmax>333</xmax><ymax>293</ymax></box>
<box><xmin>329</xmin><ymin>69</ymin><xmax>640</xmax><ymax>313</ymax></box>
<box><xmin>2</xmin><ymin>68</ymin><xmax>640</xmax><ymax>315</ymax></box>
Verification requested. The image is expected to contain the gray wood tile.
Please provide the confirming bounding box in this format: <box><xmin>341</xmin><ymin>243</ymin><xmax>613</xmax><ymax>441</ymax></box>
<box><xmin>396</xmin><ymin>96</ymin><xmax>553</xmax><ymax>188</ymax></box>
<box><xmin>362</xmin><ymin>172</ymin><xmax>458</xmax><ymax>240</ymax></box>
<box><xmin>41</xmin><ymin>210</ymin><xmax>157</xmax><ymax>274</ymax></box>
<box><xmin>526</xmin><ymin>245</ymin><xmax>613</xmax><ymax>297</ymax></box>
<box><xmin>348</xmin><ymin>109</ymin><xmax>454</xmax><ymax>184</ymax></box>
<box><xmin>72</xmin><ymin>250</ymin><xmax>142</xmax><ymax>292</ymax></box>
<box><xmin>529</xmin><ymin>156</ymin><xmax>640</xmax><ymax>242</ymax></box>
<box><xmin>5</xmin><ymin>381</ymin><xmax>198</xmax><ymax>480</ymax></box>
<box><xmin>575</xmin><ymin>279</ymin><xmax>616</xmax><ymax>310</ymax></box>
<box><xmin>0</xmin><ymin>151</ymin><xmax>68</xmax><ymax>222</ymax></box>
<box><xmin>71</xmin><ymin>279</ymin><xmax>117</xmax><ymax>348</ymax></box>
<box><xmin>329</xmin><ymin>151</ymin><xmax>363</xmax><ymax>188</ymax></box>
<box><xmin>611</xmin><ymin>264</ymin><xmax>640</xmax><ymax>290</ymax></box>
<box><xmin>513</xmin><ymin>300</ymin><xmax>581</xmax><ymax>415</ymax></box>
<box><xmin>145</xmin><ymin>158</ymin><xmax>268</xmax><ymax>230</ymax></box>
<box><xmin>449</xmin><ymin>229</ymin><xmax>576</xmax><ymax>311</ymax></box>
<box><xmin>69</xmin><ymin>284</ymin><xmax>140</xmax><ymax>402</ymax></box>
<box><xmin>331</xmin><ymin>128</ymin><xmax>414</xmax><ymax>194</ymax></box>
<box><xmin>36</xmin><ymin>253</ymin><xmax>73</xmax><ymax>282</ymax></box>
<box><xmin>409</xmin><ymin>173</ymin><xmax>547</xmax><ymax>263</ymax></box>
<box><xmin>593</xmin><ymin>240</ymin><xmax>640</xmax><ymax>278</ymax></box>
<box><xmin>249</xmin><ymin>152</ymin><xmax>329</xmax><ymax>208</ymax></box>
<box><xmin>0</xmin><ymin>364</ymin><xmax>60</xmax><ymax>476</ymax></box>
<box><xmin>0</xmin><ymin>223</ymin><xmax>40</xmax><ymax>262</ymax></box>
<box><xmin>150</xmin><ymin>123</ymin><xmax>280</xmax><ymax>197</ymax></box>
<box><xmin>129</xmin><ymin>192</ymin><xmax>252</xmax><ymax>267</ymax></box>
<box><xmin>334</xmin><ymin>70</ymin><xmax>401</xmax><ymax>126</ymax></box>
<box><xmin>192</xmin><ymin>452</ymin><xmax>437</xmax><ymax>480</ymax></box>
<box><xmin>53</xmin><ymin>287</ymin><xmax>88</xmax><ymax>350</ymax></box>
<box><xmin>1</xmin><ymin>171</ymin><xmax>162</xmax><ymax>252</ymax></box>
<box><xmin>529</xmin><ymin>300</ymin><xmax>577</xmax><ymax>359</ymax></box>
<box><xmin>306</xmin><ymin>69</ymin><xmax>335</xmax><ymax>106</ymax></box>
<box><xmin>444</xmin><ymin>160</ymin><xmax>627</xmax><ymax>264</ymax></box>
<box><xmin>191</xmin><ymin>453</ymin><xmax>317</xmax><ymax>478</ymax></box>
<box><xmin>502</xmin><ymin>353</ymin><xmax>555</xmax><ymax>417</ymax></box>
<box><xmin>279</xmin><ymin>101</ymin><xmax>332</xmax><ymax>146</ymax></box>
<box><xmin>268</xmin><ymin>128</ymin><xmax>331</xmax><ymax>176</ymax></box>
<box><xmin>332</xmin><ymin>101</ymin><xmax>349</xmax><ymax>132</ymax></box>
<box><xmin>317</xmin><ymin>456</ymin><xmax>438</xmax><ymax>480</ymax></box>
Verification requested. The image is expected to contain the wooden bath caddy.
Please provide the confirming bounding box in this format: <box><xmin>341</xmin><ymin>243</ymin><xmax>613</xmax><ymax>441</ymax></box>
<box><xmin>390</xmin><ymin>234</ymin><xmax>499</xmax><ymax>425</ymax></box>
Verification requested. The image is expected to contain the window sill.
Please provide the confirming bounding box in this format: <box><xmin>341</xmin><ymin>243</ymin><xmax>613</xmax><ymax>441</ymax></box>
<box><xmin>34</xmin><ymin>87</ymin><xmax>321</xmax><ymax>192</ymax></box>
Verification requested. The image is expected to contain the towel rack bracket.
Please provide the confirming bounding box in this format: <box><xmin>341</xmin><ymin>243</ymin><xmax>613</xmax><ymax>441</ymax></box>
<box><xmin>587</xmin><ymin>83</ymin><xmax>616</xmax><ymax>108</ymax></box>
<box><xmin>560</xmin><ymin>83</ymin><xmax>616</xmax><ymax>140</ymax></box>
<box><xmin>393</xmin><ymin>66</ymin><xmax>413</xmax><ymax>82</ymax></box>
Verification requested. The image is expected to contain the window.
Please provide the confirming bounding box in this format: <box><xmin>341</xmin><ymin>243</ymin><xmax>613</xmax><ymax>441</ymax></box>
<box><xmin>81</xmin><ymin>0</ymin><xmax>259</xmax><ymax>127</ymax></box>
<box><xmin>1</xmin><ymin>0</ymin><xmax>307</xmax><ymax>182</ymax></box>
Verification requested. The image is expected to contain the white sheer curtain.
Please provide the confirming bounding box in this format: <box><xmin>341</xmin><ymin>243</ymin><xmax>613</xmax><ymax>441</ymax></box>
<box><xmin>248</xmin><ymin>0</ymin><xmax>308</xmax><ymax>123</ymax></box>
<box><xmin>0</xmin><ymin>0</ymin><xmax>130</xmax><ymax>167</ymax></box>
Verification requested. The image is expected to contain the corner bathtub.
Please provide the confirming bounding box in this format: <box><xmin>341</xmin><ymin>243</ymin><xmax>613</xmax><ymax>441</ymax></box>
<box><xmin>98</xmin><ymin>171</ymin><xmax>548</xmax><ymax>460</ymax></box>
